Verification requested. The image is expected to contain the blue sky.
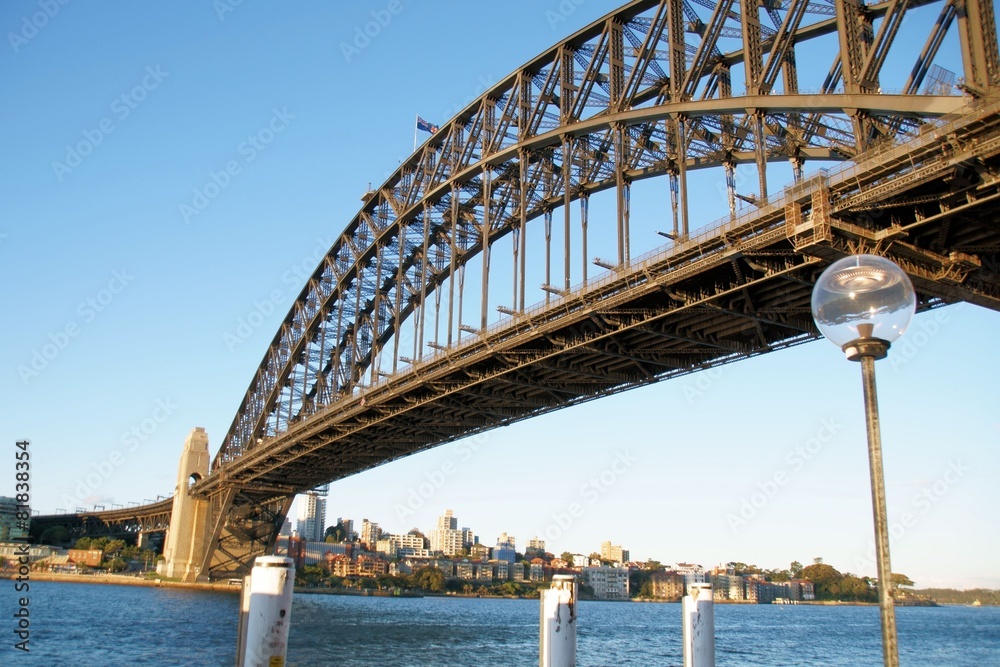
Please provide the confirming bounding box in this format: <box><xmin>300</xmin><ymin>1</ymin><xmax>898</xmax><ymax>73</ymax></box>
<box><xmin>1</xmin><ymin>0</ymin><xmax>997</xmax><ymax>589</ymax></box>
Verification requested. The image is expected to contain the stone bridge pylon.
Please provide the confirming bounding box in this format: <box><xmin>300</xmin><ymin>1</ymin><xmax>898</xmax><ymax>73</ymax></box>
<box><xmin>157</xmin><ymin>428</ymin><xmax>210</xmax><ymax>582</ymax></box>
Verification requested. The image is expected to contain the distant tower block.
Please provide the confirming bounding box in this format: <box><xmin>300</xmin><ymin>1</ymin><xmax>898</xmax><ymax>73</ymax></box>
<box><xmin>157</xmin><ymin>427</ymin><xmax>210</xmax><ymax>582</ymax></box>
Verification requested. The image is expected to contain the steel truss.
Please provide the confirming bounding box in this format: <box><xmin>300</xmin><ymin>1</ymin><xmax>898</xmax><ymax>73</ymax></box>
<box><xmin>177</xmin><ymin>0</ymin><xmax>1000</xmax><ymax>579</ymax></box>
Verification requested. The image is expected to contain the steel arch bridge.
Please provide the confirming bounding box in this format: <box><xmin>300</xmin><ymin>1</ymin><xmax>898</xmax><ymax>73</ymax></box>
<box><xmin>34</xmin><ymin>0</ymin><xmax>1000</xmax><ymax>580</ymax></box>
<box><xmin>29</xmin><ymin>498</ymin><xmax>173</xmax><ymax>542</ymax></box>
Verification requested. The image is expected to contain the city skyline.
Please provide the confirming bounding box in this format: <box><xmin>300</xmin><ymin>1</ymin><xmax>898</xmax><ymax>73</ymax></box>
<box><xmin>3</xmin><ymin>0</ymin><xmax>997</xmax><ymax>592</ymax></box>
<box><xmin>293</xmin><ymin>491</ymin><xmax>991</xmax><ymax>591</ymax></box>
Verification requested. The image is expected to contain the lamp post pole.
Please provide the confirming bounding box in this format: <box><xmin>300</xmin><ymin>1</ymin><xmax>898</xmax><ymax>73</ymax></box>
<box><xmin>849</xmin><ymin>337</ymin><xmax>898</xmax><ymax>667</ymax></box>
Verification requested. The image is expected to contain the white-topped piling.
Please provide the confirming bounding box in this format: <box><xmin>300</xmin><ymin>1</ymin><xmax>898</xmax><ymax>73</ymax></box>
<box><xmin>539</xmin><ymin>574</ymin><xmax>577</xmax><ymax>667</ymax></box>
<box><xmin>682</xmin><ymin>582</ymin><xmax>715</xmax><ymax>667</ymax></box>
<box><xmin>236</xmin><ymin>555</ymin><xmax>295</xmax><ymax>667</ymax></box>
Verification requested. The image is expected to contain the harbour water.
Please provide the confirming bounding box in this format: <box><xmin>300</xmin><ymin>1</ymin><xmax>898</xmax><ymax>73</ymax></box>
<box><xmin>19</xmin><ymin>581</ymin><xmax>1000</xmax><ymax>665</ymax></box>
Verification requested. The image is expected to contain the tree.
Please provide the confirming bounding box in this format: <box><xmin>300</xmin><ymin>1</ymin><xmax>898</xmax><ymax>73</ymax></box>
<box><xmin>296</xmin><ymin>565</ymin><xmax>326</xmax><ymax>587</ymax></box>
<box><xmin>325</xmin><ymin>521</ymin><xmax>348</xmax><ymax>543</ymax></box>
<box><xmin>730</xmin><ymin>562</ymin><xmax>760</xmax><ymax>576</ymax></box>
<box><xmin>892</xmin><ymin>573</ymin><xmax>915</xmax><ymax>589</ymax></box>
<box><xmin>89</xmin><ymin>537</ymin><xmax>109</xmax><ymax>551</ymax></box>
<box><xmin>410</xmin><ymin>566</ymin><xmax>445</xmax><ymax>592</ymax></box>
<box><xmin>766</xmin><ymin>568</ymin><xmax>791</xmax><ymax>582</ymax></box>
<box><xmin>500</xmin><ymin>581</ymin><xmax>522</xmax><ymax>597</ymax></box>
<box><xmin>813</xmin><ymin>557</ymin><xmax>824</xmax><ymax>565</ymax></box>
<box><xmin>838</xmin><ymin>575</ymin><xmax>875</xmax><ymax>602</ymax></box>
<box><xmin>39</xmin><ymin>525</ymin><xmax>69</xmax><ymax>545</ymax></box>
<box><xmin>790</xmin><ymin>561</ymin><xmax>804</xmax><ymax>578</ymax></box>
<box><xmin>137</xmin><ymin>549</ymin><xmax>157</xmax><ymax>571</ymax></box>
<box><xmin>74</xmin><ymin>537</ymin><xmax>92</xmax><ymax>550</ymax></box>
<box><xmin>103</xmin><ymin>539</ymin><xmax>126</xmax><ymax>557</ymax></box>
<box><xmin>644</xmin><ymin>560</ymin><xmax>662</xmax><ymax>571</ymax></box>
<box><xmin>801</xmin><ymin>563</ymin><xmax>844</xmax><ymax>600</ymax></box>
<box><xmin>560</xmin><ymin>552</ymin><xmax>574</xmax><ymax>566</ymax></box>
<box><xmin>802</xmin><ymin>563</ymin><xmax>856</xmax><ymax>601</ymax></box>
<box><xmin>105</xmin><ymin>557</ymin><xmax>127</xmax><ymax>573</ymax></box>
<box><xmin>629</xmin><ymin>569</ymin><xmax>653</xmax><ymax>598</ymax></box>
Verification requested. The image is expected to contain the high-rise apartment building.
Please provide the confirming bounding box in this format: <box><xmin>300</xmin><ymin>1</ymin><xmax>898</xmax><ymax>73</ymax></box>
<box><xmin>494</xmin><ymin>533</ymin><xmax>516</xmax><ymax>563</ymax></box>
<box><xmin>600</xmin><ymin>541</ymin><xmax>630</xmax><ymax>564</ymax></box>
<box><xmin>360</xmin><ymin>519</ymin><xmax>381</xmax><ymax>548</ymax></box>
<box><xmin>462</xmin><ymin>527</ymin><xmax>478</xmax><ymax>550</ymax></box>
<box><xmin>0</xmin><ymin>497</ymin><xmax>28</xmax><ymax>541</ymax></box>
<box><xmin>295</xmin><ymin>485</ymin><xmax>328</xmax><ymax>542</ymax></box>
<box><xmin>337</xmin><ymin>518</ymin><xmax>355</xmax><ymax>542</ymax></box>
<box><xmin>431</xmin><ymin>509</ymin><xmax>466</xmax><ymax>555</ymax></box>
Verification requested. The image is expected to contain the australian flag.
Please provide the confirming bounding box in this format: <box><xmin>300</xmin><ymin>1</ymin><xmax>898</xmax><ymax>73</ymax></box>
<box><xmin>416</xmin><ymin>116</ymin><xmax>439</xmax><ymax>134</ymax></box>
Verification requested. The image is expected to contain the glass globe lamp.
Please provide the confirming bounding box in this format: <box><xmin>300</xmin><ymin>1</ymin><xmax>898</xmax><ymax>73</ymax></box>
<box><xmin>811</xmin><ymin>254</ymin><xmax>916</xmax><ymax>360</ymax></box>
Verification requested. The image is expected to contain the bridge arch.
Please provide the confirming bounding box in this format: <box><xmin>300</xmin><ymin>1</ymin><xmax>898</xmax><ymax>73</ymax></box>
<box><xmin>183</xmin><ymin>0</ymin><xmax>1000</xmax><ymax>580</ymax></box>
<box><xmin>215</xmin><ymin>0</ymin><xmax>995</xmax><ymax>471</ymax></box>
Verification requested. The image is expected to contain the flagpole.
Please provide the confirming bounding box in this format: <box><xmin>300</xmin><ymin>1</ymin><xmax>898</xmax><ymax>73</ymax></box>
<box><xmin>413</xmin><ymin>114</ymin><xmax>418</xmax><ymax>152</ymax></box>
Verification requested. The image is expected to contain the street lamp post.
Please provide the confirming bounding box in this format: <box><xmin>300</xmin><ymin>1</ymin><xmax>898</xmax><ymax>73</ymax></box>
<box><xmin>811</xmin><ymin>254</ymin><xmax>916</xmax><ymax>667</ymax></box>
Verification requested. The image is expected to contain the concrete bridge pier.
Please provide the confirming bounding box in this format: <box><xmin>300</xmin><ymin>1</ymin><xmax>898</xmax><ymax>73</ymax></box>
<box><xmin>157</xmin><ymin>427</ymin><xmax>210</xmax><ymax>582</ymax></box>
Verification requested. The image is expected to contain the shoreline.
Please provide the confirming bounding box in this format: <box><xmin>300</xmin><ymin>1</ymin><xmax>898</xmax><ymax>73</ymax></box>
<box><xmin>5</xmin><ymin>573</ymin><xmax>958</xmax><ymax>606</ymax></box>
<box><xmin>1</xmin><ymin>571</ymin><xmax>241</xmax><ymax>593</ymax></box>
